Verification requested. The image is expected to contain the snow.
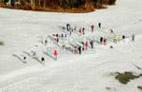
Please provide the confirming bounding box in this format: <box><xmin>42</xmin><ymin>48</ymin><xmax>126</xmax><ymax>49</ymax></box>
<box><xmin>0</xmin><ymin>0</ymin><xmax>142</xmax><ymax>91</ymax></box>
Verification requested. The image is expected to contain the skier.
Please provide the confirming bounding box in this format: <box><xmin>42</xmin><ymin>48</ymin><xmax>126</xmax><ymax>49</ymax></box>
<box><xmin>122</xmin><ymin>35</ymin><xmax>126</xmax><ymax>39</ymax></box>
<box><xmin>79</xmin><ymin>28</ymin><xmax>82</xmax><ymax>35</ymax></box>
<box><xmin>41</xmin><ymin>57</ymin><xmax>45</xmax><ymax>62</ymax></box>
<box><xmin>100</xmin><ymin>37</ymin><xmax>103</xmax><ymax>44</ymax></box>
<box><xmin>82</xmin><ymin>42</ymin><xmax>85</xmax><ymax>51</ymax></box>
<box><xmin>66</xmin><ymin>23</ymin><xmax>71</xmax><ymax>31</ymax></box>
<box><xmin>56</xmin><ymin>34</ymin><xmax>59</xmax><ymax>37</ymax></box>
<box><xmin>41</xmin><ymin>57</ymin><xmax>45</xmax><ymax>64</ymax></box>
<box><xmin>110</xmin><ymin>29</ymin><xmax>114</xmax><ymax>33</ymax></box>
<box><xmin>103</xmin><ymin>38</ymin><xmax>107</xmax><ymax>45</ymax></box>
<box><xmin>56</xmin><ymin>37</ymin><xmax>59</xmax><ymax>43</ymax></box>
<box><xmin>82</xmin><ymin>27</ymin><xmax>85</xmax><ymax>32</ymax></box>
<box><xmin>132</xmin><ymin>34</ymin><xmax>135</xmax><ymax>41</ymax></box>
<box><xmin>90</xmin><ymin>40</ymin><xmax>94</xmax><ymax>49</ymax></box>
<box><xmin>85</xmin><ymin>41</ymin><xmax>88</xmax><ymax>50</ymax></box>
<box><xmin>91</xmin><ymin>25</ymin><xmax>94</xmax><ymax>32</ymax></box>
<box><xmin>45</xmin><ymin>39</ymin><xmax>48</xmax><ymax>45</ymax></box>
<box><xmin>82</xmin><ymin>29</ymin><xmax>85</xmax><ymax>35</ymax></box>
<box><xmin>82</xmin><ymin>27</ymin><xmax>85</xmax><ymax>35</ymax></box>
<box><xmin>98</xmin><ymin>22</ymin><xmax>101</xmax><ymax>28</ymax></box>
<box><xmin>61</xmin><ymin>33</ymin><xmax>64</xmax><ymax>38</ymax></box>
<box><xmin>23</xmin><ymin>56</ymin><xmax>26</xmax><ymax>60</ymax></box>
<box><xmin>65</xmin><ymin>33</ymin><xmax>67</xmax><ymax>38</ymax></box>
<box><xmin>78</xmin><ymin>46</ymin><xmax>82</xmax><ymax>54</ymax></box>
<box><xmin>53</xmin><ymin>49</ymin><xmax>58</xmax><ymax>60</ymax></box>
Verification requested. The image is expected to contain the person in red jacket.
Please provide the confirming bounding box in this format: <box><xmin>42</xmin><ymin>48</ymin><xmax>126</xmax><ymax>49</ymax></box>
<box><xmin>85</xmin><ymin>41</ymin><xmax>88</xmax><ymax>50</ymax></box>
<box><xmin>79</xmin><ymin>28</ymin><xmax>82</xmax><ymax>35</ymax></box>
<box><xmin>53</xmin><ymin>49</ymin><xmax>58</xmax><ymax>60</ymax></box>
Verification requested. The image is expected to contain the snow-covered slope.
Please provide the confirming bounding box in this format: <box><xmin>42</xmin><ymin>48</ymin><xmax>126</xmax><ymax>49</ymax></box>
<box><xmin>0</xmin><ymin>0</ymin><xmax>142</xmax><ymax>91</ymax></box>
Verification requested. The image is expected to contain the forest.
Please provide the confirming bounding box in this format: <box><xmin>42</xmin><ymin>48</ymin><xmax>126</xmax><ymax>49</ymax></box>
<box><xmin>0</xmin><ymin>0</ymin><xmax>116</xmax><ymax>12</ymax></box>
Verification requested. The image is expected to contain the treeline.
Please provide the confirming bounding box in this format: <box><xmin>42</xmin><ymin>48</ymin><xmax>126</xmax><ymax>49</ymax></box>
<box><xmin>0</xmin><ymin>0</ymin><xmax>116</xmax><ymax>12</ymax></box>
<box><xmin>58</xmin><ymin>0</ymin><xmax>116</xmax><ymax>8</ymax></box>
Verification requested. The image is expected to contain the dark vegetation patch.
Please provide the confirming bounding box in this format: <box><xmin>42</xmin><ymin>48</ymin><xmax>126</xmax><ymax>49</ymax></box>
<box><xmin>0</xmin><ymin>0</ymin><xmax>117</xmax><ymax>13</ymax></box>
<box><xmin>105</xmin><ymin>87</ymin><xmax>111</xmax><ymax>90</ymax></box>
<box><xmin>137</xmin><ymin>86</ymin><xmax>142</xmax><ymax>90</ymax></box>
<box><xmin>0</xmin><ymin>41</ymin><xmax>4</xmax><ymax>46</ymax></box>
<box><xmin>115</xmin><ymin>72</ymin><xmax>142</xmax><ymax>84</ymax></box>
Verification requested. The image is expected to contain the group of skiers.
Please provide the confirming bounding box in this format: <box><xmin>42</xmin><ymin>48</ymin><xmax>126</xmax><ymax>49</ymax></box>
<box><xmin>52</xmin><ymin>32</ymin><xmax>69</xmax><ymax>43</ymax></box>
<box><xmin>14</xmin><ymin>22</ymin><xmax>136</xmax><ymax>64</ymax></box>
<box><xmin>72</xmin><ymin>40</ymin><xmax>95</xmax><ymax>55</ymax></box>
<box><xmin>59</xmin><ymin>22</ymin><xmax>108</xmax><ymax>54</ymax></box>
<box><xmin>62</xmin><ymin>23</ymin><xmax>98</xmax><ymax>54</ymax></box>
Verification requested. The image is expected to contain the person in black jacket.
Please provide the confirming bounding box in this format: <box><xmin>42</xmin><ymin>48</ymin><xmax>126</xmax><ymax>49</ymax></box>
<box><xmin>66</xmin><ymin>23</ymin><xmax>71</xmax><ymax>31</ymax></box>
<box><xmin>41</xmin><ymin>57</ymin><xmax>45</xmax><ymax>64</ymax></box>
<box><xmin>122</xmin><ymin>35</ymin><xmax>126</xmax><ymax>39</ymax></box>
<box><xmin>78</xmin><ymin>46</ymin><xmax>82</xmax><ymax>54</ymax></box>
<box><xmin>100</xmin><ymin>37</ymin><xmax>103</xmax><ymax>44</ymax></box>
<box><xmin>98</xmin><ymin>22</ymin><xmax>101</xmax><ymax>28</ymax></box>
<box><xmin>91</xmin><ymin>25</ymin><xmax>94</xmax><ymax>32</ymax></box>
<box><xmin>90</xmin><ymin>40</ymin><xmax>94</xmax><ymax>49</ymax></box>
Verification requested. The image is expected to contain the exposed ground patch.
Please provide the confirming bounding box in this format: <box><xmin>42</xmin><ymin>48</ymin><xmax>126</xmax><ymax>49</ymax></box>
<box><xmin>115</xmin><ymin>72</ymin><xmax>142</xmax><ymax>84</ymax></box>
